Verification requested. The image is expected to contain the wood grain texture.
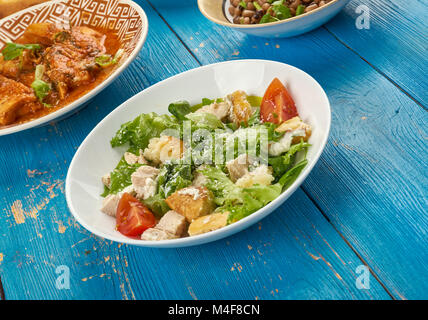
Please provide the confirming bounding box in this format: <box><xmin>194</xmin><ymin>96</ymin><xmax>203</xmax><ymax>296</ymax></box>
<box><xmin>325</xmin><ymin>0</ymin><xmax>428</xmax><ymax>106</ymax></box>
<box><xmin>0</xmin><ymin>1</ymin><xmax>393</xmax><ymax>300</ymax></box>
<box><xmin>148</xmin><ymin>0</ymin><xmax>428</xmax><ymax>299</ymax></box>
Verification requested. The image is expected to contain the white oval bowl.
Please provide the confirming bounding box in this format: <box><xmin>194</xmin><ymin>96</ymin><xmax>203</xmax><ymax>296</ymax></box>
<box><xmin>66</xmin><ymin>59</ymin><xmax>331</xmax><ymax>248</ymax></box>
<box><xmin>0</xmin><ymin>0</ymin><xmax>148</xmax><ymax>136</ymax></box>
<box><xmin>198</xmin><ymin>0</ymin><xmax>350</xmax><ymax>38</ymax></box>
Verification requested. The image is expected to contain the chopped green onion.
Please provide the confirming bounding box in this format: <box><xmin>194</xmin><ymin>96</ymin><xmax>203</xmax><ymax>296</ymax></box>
<box><xmin>253</xmin><ymin>2</ymin><xmax>262</xmax><ymax>11</ymax></box>
<box><xmin>34</xmin><ymin>64</ymin><xmax>45</xmax><ymax>81</ymax></box>
<box><xmin>32</xmin><ymin>65</ymin><xmax>51</xmax><ymax>106</ymax></box>
<box><xmin>272</xmin><ymin>3</ymin><xmax>291</xmax><ymax>20</ymax></box>
<box><xmin>239</xmin><ymin>1</ymin><xmax>247</xmax><ymax>9</ymax></box>
<box><xmin>95</xmin><ymin>48</ymin><xmax>124</xmax><ymax>67</ymax></box>
<box><xmin>259</xmin><ymin>14</ymin><xmax>279</xmax><ymax>24</ymax></box>
<box><xmin>296</xmin><ymin>4</ymin><xmax>305</xmax><ymax>16</ymax></box>
<box><xmin>95</xmin><ymin>54</ymin><xmax>112</xmax><ymax>67</ymax></box>
<box><xmin>31</xmin><ymin>79</ymin><xmax>51</xmax><ymax>107</ymax></box>
<box><xmin>1</xmin><ymin>43</ymin><xmax>41</xmax><ymax>61</ymax></box>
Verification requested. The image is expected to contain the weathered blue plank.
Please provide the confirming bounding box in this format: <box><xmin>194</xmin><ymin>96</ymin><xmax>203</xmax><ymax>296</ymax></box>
<box><xmin>149</xmin><ymin>0</ymin><xmax>428</xmax><ymax>299</ymax></box>
<box><xmin>0</xmin><ymin>1</ymin><xmax>391</xmax><ymax>299</ymax></box>
<box><xmin>325</xmin><ymin>0</ymin><xmax>427</xmax><ymax>106</ymax></box>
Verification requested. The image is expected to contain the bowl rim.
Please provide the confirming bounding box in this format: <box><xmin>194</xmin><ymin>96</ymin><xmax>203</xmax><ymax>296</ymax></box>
<box><xmin>0</xmin><ymin>0</ymin><xmax>149</xmax><ymax>136</ymax></box>
<box><xmin>65</xmin><ymin>59</ymin><xmax>331</xmax><ymax>248</ymax></box>
<box><xmin>198</xmin><ymin>0</ymin><xmax>342</xmax><ymax>29</ymax></box>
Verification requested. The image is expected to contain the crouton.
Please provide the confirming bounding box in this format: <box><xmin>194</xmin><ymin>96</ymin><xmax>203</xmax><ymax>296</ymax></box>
<box><xmin>235</xmin><ymin>165</ymin><xmax>274</xmax><ymax>188</ymax></box>
<box><xmin>188</xmin><ymin>212</ymin><xmax>229</xmax><ymax>236</ymax></box>
<box><xmin>156</xmin><ymin>210</ymin><xmax>187</xmax><ymax>237</ymax></box>
<box><xmin>141</xmin><ymin>228</ymin><xmax>177</xmax><ymax>241</ymax></box>
<box><xmin>100</xmin><ymin>194</ymin><xmax>120</xmax><ymax>217</ymax></box>
<box><xmin>226</xmin><ymin>154</ymin><xmax>250</xmax><ymax>182</ymax></box>
<box><xmin>131</xmin><ymin>166</ymin><xmax>159</xmax><ymax>200</ymax></box>
<box><xmin>275</xmin><ymin>116</ymin><xmax>312</xmax><ymax>143</ymax></box>
<box><xmin>196</xmin><ymin>101</ymin><xmax>230</xmax><ymax>121</ymax></box>
<box><xmin>227</xmin><ymin>90</ymin><xmax>252</xmax><ymax>127</ymax></box>
<box><xmin>165</xmin><ymin>186</ymin><xmax>215</xmax><ymax>222</ymax></box>
<box><xmin>144</xmin><ymin>136</ymin><xmax>185</xmax><ymax>165</ymax></box>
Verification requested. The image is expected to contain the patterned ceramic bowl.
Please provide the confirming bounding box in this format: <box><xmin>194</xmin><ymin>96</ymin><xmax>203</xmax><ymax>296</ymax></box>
<box><xmin>0</xmin><ymin>0</ymin><xmax>148</xmax><ymax>136</ymax></box>
<box><xmin>198</xmin><ymin>0</ymin><xmax>350</xmax><ymax>38</ymax></box>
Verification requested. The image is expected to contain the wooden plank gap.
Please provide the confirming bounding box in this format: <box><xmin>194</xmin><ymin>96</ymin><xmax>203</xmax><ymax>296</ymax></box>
<box><xmin>0</xmin><ymin>276</ymin><xmax>6</xmax><ymax>300</ymax></box>
<box><xmin>323</xmin><ymin>26</ymin><xmax>427</xmax><ymax>111</ymax></box>
<box><xmin>301</xmin><ymin>185</ymin><xmax>398</xmax><ymax>300</ymax></box>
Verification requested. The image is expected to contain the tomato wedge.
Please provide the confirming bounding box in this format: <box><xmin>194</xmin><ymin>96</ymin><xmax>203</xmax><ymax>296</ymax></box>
<box><xmin>260</xmin><ymin>78</ymin><xmax>298</xmax><ymax>124</ymax></box>
<box><xmin>116</xmin><ymin>193</ymin><xmax>156</xmax><ymax>238</ymax></box>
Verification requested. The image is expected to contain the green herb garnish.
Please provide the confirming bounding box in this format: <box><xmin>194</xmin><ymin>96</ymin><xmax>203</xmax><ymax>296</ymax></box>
<box><xmin>278</xmin><ymin>159</ymin><xmax>308</xmax><ymax>190</ymax></box>
<box><xmin>1</xmin><ymin>43</ymin><xmax>41</xmax><ymax>61</ymax></box>
<box><xmin>259</xmin><ymin>14</ymin><xmax>279</xmax><ymax>24</ymax></box>
<box><xmin>253</xmin><ymin>1</ymin><xmax>262</xmax><ymax>11</ymax></box>
<box><xmin>168</xmin><ymin>100</ymin><xmax>192</xmax><ymax>121</ymax></box>
<box><xmin>31</xmin><ymin>79</ymin><xmax>51</xmax><ymax>106</ymax></box>
<box><xmin>95</xmin><ymin>48</ymin><xmax>124</xmax><ymax>67</ymax></box>
<box><xmin>34</xmin><ymin>64</ymin><xmax>45</xmax><ymax>81</ymax></box>
<box><xmin>296</xmin><ymin>5</ymin><xmax>305</xmax><ymax>16</ymax></box>
<box><xmin>239</xmin><ymin>1</ymin><xmax>247</xmax><ymax>9</ymax></box>
<box><xmin>31</xmin><ymin>64</ymin><xmax>51</xmax><ymax>107</ymax></box>
<box><xmin>272</xmin><ymin>1</ymin><xmax>291</xmax><ymax>20</ymax></box>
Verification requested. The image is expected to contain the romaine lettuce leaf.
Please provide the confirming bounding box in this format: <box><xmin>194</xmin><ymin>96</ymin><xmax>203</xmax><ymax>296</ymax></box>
<box><xmin>186</xmin><ymin>112</ymin><xmax>224</xmax><ymax>130</ymax></box>
<box><xmin>201</xmin><ymin>165</ymin><xmax>282</xmax><ymax>223</ymax></box>
<box><xmin>247</xmin><ymin>108</ymin><xmax>261</xmax><ymax>126</ymax></box>
<box><xmin>247</xmin><ymin>96</ymin><xmax>262</xmax><ymax>107</ymax></box>
<box><xmin>269</xmin><ymin>140</ymin><xmax>310</xmax><ymax>180</ymax></box>
<box><xmin>243</xmin><ymin>184</ymin><xmax>282</xmax><ymax>204</ymax></box>
<box><xmin>201</xmin><ymin>165</ymin><xmax>244</xmax><ymax>206</ymax></box>
<box><xmin>110</xmin><ymin>112</ymin><xmax>179</xmax><ymax>149</ymax></box>
<box><xmin>101</xmin><ymin>158</ymin><xmax>143</xmax><ymax>196</ymax></box>
<box><xmin>225</xmin><ymin>184</ymin><xmax>282</xmax><ymax>223</ymax></box>
<box><xmin>142</xmin><ymin>194</ymin><xmax>170</xmax><ymax>217</ymax></box>
<box><xmin>190</xmin><ymin>97</ymin><xmax>223</xmax><ymax>112</ymax></box>
<box><xmin>157</xmin><ymin>161</ymin><xmax>194</xmax><ymax>198</ymax></box>
<box><xmin>278</xmin><ymin>159</ymin><xmax>308</xmax><ymax>191</ymax></box>
<box><xmin>168</xmin><ymin>100</ymin><xmax>192</xmax><ymax>121</ymax></box>
<box><xmin>202</xmin><ymin>154</ymin><xmax>306</xmax><ymax>224</ymax></box>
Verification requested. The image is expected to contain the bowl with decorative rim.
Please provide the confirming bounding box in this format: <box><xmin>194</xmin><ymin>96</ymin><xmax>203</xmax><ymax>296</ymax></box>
<box><xmin>0</xmin><ymin>0</ymin><xmax>148</xmax><ymax>136</ymax></box>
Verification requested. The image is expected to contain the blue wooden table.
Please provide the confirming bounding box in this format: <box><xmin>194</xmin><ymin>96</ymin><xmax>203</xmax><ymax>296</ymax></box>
<box><xmin>0</xmin><ymin>0</ymin><xmax>427</xmax><ymax>300</ymax></box>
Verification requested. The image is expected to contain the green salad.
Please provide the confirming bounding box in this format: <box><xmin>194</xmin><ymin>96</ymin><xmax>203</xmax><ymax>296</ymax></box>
<box><xmin>100</xmin><ymin>78</ymin><xmax>312</xmax><ymax>240</ymax></box>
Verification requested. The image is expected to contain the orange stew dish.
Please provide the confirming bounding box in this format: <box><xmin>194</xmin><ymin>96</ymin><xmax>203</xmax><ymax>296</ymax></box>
<box><xmin>0</xmin><ymin>23</ymin><xmax>121</xmax><ymax>127</ymax></box>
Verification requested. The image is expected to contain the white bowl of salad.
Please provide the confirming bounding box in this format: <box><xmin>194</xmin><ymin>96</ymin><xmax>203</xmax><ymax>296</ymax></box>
<box><xmin>66</xmin><ymin>59</ymin><xmax>331</xmax><ymax>247</ymax></box>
